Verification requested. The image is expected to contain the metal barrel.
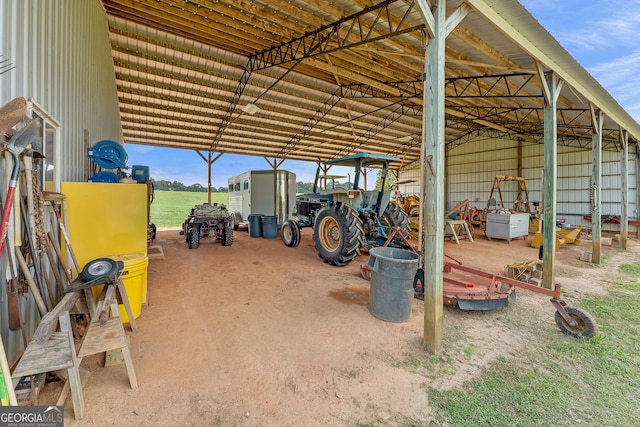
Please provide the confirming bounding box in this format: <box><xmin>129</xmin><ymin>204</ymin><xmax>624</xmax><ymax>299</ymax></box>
<box><xmin>368</xmin><ymin>247</ymin><xmax>419</xmax><ymax>322</ymax></box>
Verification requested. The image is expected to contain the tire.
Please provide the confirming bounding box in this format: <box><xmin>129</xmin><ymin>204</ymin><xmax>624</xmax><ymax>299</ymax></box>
<box><xmin>81</xmin><ymin>257</ymin><xmax>119</xmax><ymax>281</ymax></box>
<box><xmin>222</xmin><ymin>224</ymin><xmax>233</xmax><ymax>246</ymax></box>
<box><xmin>188</xmin><ymin>225</ymin><xmax>200</xmax><ymax>249</ymax></box>
<box><xmin>381</xmin><ymin>202</ymin><xmax>411</xmax><ymax>232</ymax></box>
<box><xmin>281</xmin><ymin>220</ymin><xmax>301</xmax><ymax>247</ymax></box>
<box><xmin>233</xmin><ymin>212</ymin><xmax>242</xmax><ymax>231</ymax></box>
<box><xmin>413</xmin><ymin>268</ymin><xmax>425</xmax><ymax>294</ymax></box>
<box><xmin>554</xmin><ymin>307</ymin><xmax>597</xmax><ymax>338</ymax></box>
<box><xmin>182</xmin><ymin>220</ymin><xmax>190</xmax><ymax>242</ymax></box>
<box><xmin>313</xmin><ymin>202</ymin><xmax>365</xmax><ymax>266</ymax></box>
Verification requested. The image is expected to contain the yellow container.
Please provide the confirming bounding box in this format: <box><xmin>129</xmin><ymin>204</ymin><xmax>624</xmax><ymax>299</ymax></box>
<box><xmin>91</xmin><ymin>253</ymin><xmax>148</xmax><ymax>324</ymax></box>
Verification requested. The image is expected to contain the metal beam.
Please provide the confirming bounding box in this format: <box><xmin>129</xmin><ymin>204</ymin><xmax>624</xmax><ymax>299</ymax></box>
<box><xmin>249</xmin><ymin>0</ymin><xmax>424</xmax><ymax>71</ymax></box>
<box><xmin>210</xmin><ymin>65</ymin><xmax>252</xmax><ymax>151</ymax></box>
<box><xmin>465</xmin><ymin>0</ymin><xmax>640</xmax><ymax>142</ymax></box>
<box><xmin>340</xmin><ymin>80</ymin><xmax>423</xmax><ymax>99</ymax></box>
<box><xmin>278</xmin><ymin>89</ymin><xmax>344</xmax><ymax>157</ymax></box>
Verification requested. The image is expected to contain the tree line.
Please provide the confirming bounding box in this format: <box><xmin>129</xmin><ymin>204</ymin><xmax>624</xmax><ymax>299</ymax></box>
<box><xmin>153</xmin><ymin>179</ymin><xmax>317</xmax><ymax>193</ymax></box>
<box><xmin>153</xmin><ymin>173</ymin><xmax>392</xmax><ymax>193</ymax></box>
<box><xmin>152</xmin><ymin>180</ymin><xmax>227</xmax><ymax>193</ymax></box>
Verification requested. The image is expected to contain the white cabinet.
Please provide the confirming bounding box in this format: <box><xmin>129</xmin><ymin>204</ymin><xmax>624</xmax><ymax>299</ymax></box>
<box><xmin>485</xmin><ymin>213</ymin><xmax>529</xmax><ymax>243</ymax></box>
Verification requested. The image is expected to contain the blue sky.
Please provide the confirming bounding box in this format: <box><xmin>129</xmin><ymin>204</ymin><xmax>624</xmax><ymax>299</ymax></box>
<box><xmin>125</xmin><ymin>1</ymin><xmax>640</xmax><ymax>188</ymax></box>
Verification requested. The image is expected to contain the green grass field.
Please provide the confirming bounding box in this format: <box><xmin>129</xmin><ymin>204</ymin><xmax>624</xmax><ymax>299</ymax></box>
<box><xmin>424</xmin><ymin>262</ymin><xmax>640</xmax><ymax>427</ymax></box>
<box><xmin>150</xmin><ymin>191</ymin><xmax>229</xmax><ymax>227</ymax></box>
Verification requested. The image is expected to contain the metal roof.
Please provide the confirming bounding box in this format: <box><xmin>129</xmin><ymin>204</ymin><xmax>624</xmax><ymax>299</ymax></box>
<box><xmin>102</xmin><ymin>0</ymin><xmax>640</xmax><ymax>169</ymax></box>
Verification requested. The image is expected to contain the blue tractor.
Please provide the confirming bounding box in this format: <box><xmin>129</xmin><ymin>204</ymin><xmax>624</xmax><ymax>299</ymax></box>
<box><xmin>281</xmin><ymin>152</ymin><xmax>410</xmax><ymax>266</ymax></box>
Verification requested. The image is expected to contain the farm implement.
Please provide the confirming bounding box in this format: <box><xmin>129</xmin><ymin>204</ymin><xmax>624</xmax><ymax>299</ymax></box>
<box><xmin>361</xmin><ymin>227</ymin><xmax>597</xmax><ymax>339</ymax></box>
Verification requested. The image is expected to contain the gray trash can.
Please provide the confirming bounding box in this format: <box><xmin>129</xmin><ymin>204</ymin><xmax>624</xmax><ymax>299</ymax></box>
<box><xmin>368</xmin><ymin>247</ymin><xmax>419</xmax><ymax>322</ymax></box>
<box><xmin>248</xmin><ymin>214</ymin><xmax>263</xmax><ymax>238</ymax></box>
<box><xmin>261</xmin><ymin>215</ymin><xmax>277</xmax><ymax>239</ymax></box>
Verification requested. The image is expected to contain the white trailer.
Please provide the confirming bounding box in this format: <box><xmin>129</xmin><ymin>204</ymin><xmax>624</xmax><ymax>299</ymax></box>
<box><xmin>227</xmin><ymin>170</ymin><xmax>297</xmax><ymax>228</ymax></box>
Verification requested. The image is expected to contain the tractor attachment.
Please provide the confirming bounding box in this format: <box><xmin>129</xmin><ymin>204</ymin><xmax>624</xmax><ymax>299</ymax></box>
<box><xmin>413</xmin><ymin>262</ymin><xmax>597</xmax><ymax>338</ymax></box>
<box><xmin>360</xmin><ymin>227</ymin><xmax>597</xmax><ymax>339</ymax></box>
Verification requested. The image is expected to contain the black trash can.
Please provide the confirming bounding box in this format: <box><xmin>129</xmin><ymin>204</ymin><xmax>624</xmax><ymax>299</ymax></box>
<box><xmin>248</xmin><ymin>214</ymin><xmax>263</xmax><ymax>238</ymax></box>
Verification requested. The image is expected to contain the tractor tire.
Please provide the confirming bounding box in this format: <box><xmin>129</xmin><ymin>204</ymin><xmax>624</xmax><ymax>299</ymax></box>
<box><xmin>381</xmin><ymin>201</ymin><xmax>411</xmax><ymax>232</ymax></box>
<box><xmin>554</xmin><ymin>307</ymin><xmax>597</xmax><ymax>339</ymax></box>
<box><xmin>281</xmin><ymin>220</ymin><xmax>301</xmax><ymax>247</ymax></box>
<box><xmin>313</xmin><ymin>201</ymin><xmax>365</xmax><ymax>266</ymax></box>
<box><xmin>222</xmin><ymin>224</ymin><xmax>233</xmax><ymax>246</ymax></box>
<box><xmin>188</xmin><ymin>225</ymin><xmax>200</xmax><ymax>249</ymax></box>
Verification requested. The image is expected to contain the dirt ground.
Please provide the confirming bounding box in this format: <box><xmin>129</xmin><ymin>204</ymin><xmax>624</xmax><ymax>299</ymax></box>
<box><xmin>39</xmin><ymin>226</ymin><xmax>638</xmax><ymax>426</ymax></box>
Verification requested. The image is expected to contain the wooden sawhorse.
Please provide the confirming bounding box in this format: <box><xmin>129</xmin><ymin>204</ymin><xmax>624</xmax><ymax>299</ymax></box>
<box><xmin>445</xmin><ymin>219</ymin><xmax>474</xmax><ymax>244</ymax></box>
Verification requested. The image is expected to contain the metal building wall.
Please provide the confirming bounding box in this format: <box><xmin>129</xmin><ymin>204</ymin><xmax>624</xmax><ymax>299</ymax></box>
<box><xmin>399</xmin><ymin>135</ymin><xmax>638</xmax><ymax>233</ymax></box>
<box><xmin>1</xmin><ymin>0</ymin><xmax>122</xmax><ymax>182</ymax></box>
<box><xmin>1</xmin><ymin>0</ymin><xmax>122</xmax><ymax>363</ymax></box>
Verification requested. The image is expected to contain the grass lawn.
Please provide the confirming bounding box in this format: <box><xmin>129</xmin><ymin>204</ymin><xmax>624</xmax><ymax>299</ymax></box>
<box><xmin>150</xmin><ymin>190</ymin><xmax>228</xmax><ymax>228</ymax></box>
<box><xmin>425</xmin><ymin>261</ymin><xmax>640</xmax><ymax>427</ymax></box>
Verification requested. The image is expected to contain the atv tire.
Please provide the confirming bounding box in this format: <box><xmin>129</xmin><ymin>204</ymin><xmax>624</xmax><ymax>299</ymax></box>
<box><xmin>313</xmin><ymin>201</ymin><xmax>365</xmax><ymax>266</ymax></box>
<box><xmin>381</xmin><ymin>202</ymin><xmax>411</xmax><ymax>232</ymax></box>
<box><xmin>222</xmin><ymin>224</ymin><xmax>233</xmax><ymax>246</ymax></box>
<box><xmin>188</xmin><ymin>225</ymin><xmax>201</xmax><ymax>249</ymax></box>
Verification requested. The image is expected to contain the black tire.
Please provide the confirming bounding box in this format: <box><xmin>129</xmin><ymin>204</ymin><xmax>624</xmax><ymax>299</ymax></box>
<box><xmin>222</xmin><ymin>224</ymin><xmax>233</xmax><ymax>246</ymax></box>
<box><xmin>81</xmin><ymin>257</ymin><xmax>119</xmax><ymax>281</ymax></box>
<box><xmin>182</xmin><ymin>220</ymin><xmax>189</xmax><ymax>242</ymax></box>
<box><xmin>381</xmin><ymin>202</ymin><xmax>411</xmax><ymax>232</ymax></box>
<box><xmin>188</xmin><ymin>225</ymin><xmax>200</xmax><ymax>249</ymax></box>
<box><xmin>413</xmin><ymin>268</ymin><xmax>425</xmax><ymax>294</ymax></box>
<box><xmin>281</xmin><ymin>220</ymin><xmax>301</xmax><ymax>247</ymax></box>
<box><xmin>554</xmin><ymin>307</ymin><xmax>597</xmax><ymax>338</ymax></box>
<box><xmin>313</xmin><ymin>202</ymin><xmax>365</xmax><ymax>266</ymax></box>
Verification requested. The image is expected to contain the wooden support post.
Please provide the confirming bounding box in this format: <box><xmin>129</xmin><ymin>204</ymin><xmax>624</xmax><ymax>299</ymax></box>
<box><xmin>636</xmin><ymin>154</ymin><xmax>640</xmax><ymax>238</ymax></box>
<box><xmin>591</xmin><ymin>106</ymin><xmax>603</xmax><ymax>264</ymax></box>
<box><xmin>540</xmin><ymin>70</ymin><xmax>563</xmax><ymax>290</ymax></box>
<box><xmin>421</xmin><ymin>0</ymin><xmax>446</xmax><ymax>355</ymax></box>
<box><xmin>620</xmin><ymin>130</ymin><xmax>629</xmax><ymax>249</ymax></box>
<box><xmin>196</xmin><ymin>150</ymin><xmax>223</xmax><ymax>204</ymax></box>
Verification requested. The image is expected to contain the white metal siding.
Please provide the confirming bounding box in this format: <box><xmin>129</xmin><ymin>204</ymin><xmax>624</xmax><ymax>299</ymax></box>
<box><xmin>1</xmin><ymin>0</ymin><xmax>121</xmax><ymax>362</ymax></box>
<box><xmin>399</xmin><ymin>136</ymin><xmax>638</xmax><ymax>233</ymax></box>
<box><xmin>1</xmin><ymin>0</ymin><xmax>122</xmax><ymax>183</ymax></box>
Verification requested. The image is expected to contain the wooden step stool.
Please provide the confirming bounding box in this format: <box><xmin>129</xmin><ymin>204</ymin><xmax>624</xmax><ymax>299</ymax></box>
<box><xmin>12</xmin><ymin>274</ymin><xmax>139</xmax><ymax>420</ymax></box>
<box><xmin>12</xmin><ymin>291</ymin><xmax>85</xmax><ymax>419</ymax></box>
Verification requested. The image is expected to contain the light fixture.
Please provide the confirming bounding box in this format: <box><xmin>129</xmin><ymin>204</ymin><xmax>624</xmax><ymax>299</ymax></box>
<box><xmin>241</xmin><ymin>103</ymin><xmax>260</xmax><ymax>115</ymax></box>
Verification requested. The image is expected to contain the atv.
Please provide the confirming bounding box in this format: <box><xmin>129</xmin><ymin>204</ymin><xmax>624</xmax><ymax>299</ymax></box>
<box><xmin>180</xmin><ymin>203</ymin><xmax>234</xmax><ymax>249</ymax></box>
<box><xmin>281</xmin><ymin>152</ymin><xmax>410</xmax><ymax>266</ymax></box>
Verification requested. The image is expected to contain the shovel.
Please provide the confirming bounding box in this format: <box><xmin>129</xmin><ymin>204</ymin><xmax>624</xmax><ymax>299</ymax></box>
<box><xmin>0</xmin><ymin>118</ymin><xmax>41</xmax><ymax>256</ymax></box>
<box><xmin>0</xmin><ymin>97</ymin><xmax>26</xmax><ymax>138</ymax></box>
